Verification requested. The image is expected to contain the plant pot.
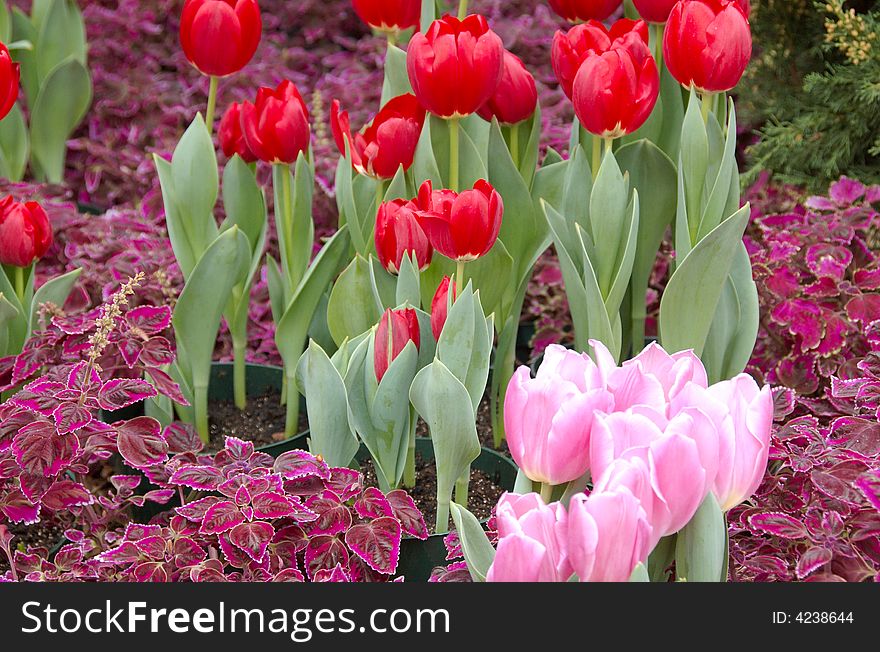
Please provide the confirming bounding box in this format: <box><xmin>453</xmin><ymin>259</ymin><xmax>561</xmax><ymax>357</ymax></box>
<box><xmin>208</xmin><ymin>362</ymin><xmax>309</xmax><ymax>456</ymax></box>
<box><xmin>355</xmin><ymin>437</ymin><xmax>518</xmax><ymax>582</ymax></box>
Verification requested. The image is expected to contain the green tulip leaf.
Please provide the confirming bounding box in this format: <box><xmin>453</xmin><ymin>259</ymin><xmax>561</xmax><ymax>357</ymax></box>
<box><xmin>0</xmin><ymin>102</ymin><xmax>29</xmax><ymax>181</ymax></box>
<box><xmin>675</xmin><ymin>493</ymin><xmax>727</xmax><ymax>582</ymax></box>
<box><xmin>327</xmin><ymin>255</ymin><xmax>383</xmax><ymax>347</ymax></box>
<box><xmin>450</xmin><ymin>502</ymin><xmax>496</xmax><ymax>583</ymax></box>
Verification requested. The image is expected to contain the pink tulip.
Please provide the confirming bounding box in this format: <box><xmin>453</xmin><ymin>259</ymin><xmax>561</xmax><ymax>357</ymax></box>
<box><xmin>590</xmin><ymin>411</ymin><xmax>709</xmax><ymax>546</ymax></box>
<box><xmin>567</xmin><ymin>486</ymin><xmax>652</xmax><ymax>582</ymax></box>
<box><xmin>706</xmin><ymin>374</ymin><xmax>773</xmax><ymax>511</ymax></box>
<box><xmin>487</xmin><ymin>493</ymin><xmax>572</xmax><ymax>582</ymax></box>
<box><xmin>505</xmin><ymin>348</ymin><xmax>613</xmax><ymax>485</ymax></box>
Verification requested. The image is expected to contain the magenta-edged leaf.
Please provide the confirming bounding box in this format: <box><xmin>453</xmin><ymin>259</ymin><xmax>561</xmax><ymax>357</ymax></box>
<box><xmin>827</xmin><ymin>417</ymin><xmax>880</xmax><ymax>458</ymax></box>
<box><xmin>273</xmin><ymin>567</ymin><xmax>305</xmax><ymax>582</ymax></box>
<box><xmin>304</xmin><ymin>535</ymin><xmax>350</xmax><ymax>581</ymax></box>
<box><xmin>146</xmin><ymin>368</ymin><xmax>189</xmax><ymax>405</ymax></box>
<box><xmin>124</xmin><ymin>523</ymin><xmax>163</xmax><ymax>541</ymax></box>
<box><xmin>386</xmin><ymin>489</ymin><xmax>429</xmax><ymax>540</ymax></box>
<box><xmin>233</xmin><ymin>485</ymin><xmax>252</xmax><ymax>506</ymax></box>
<box><xmin>325</xmin><ymin>467</ymin><xmax>362</xmax><ymax>500</ymax></box>
<box><xmin>96</xmin><ymin>541</ymin><xmax>142</xmax><ymax>564</ymax></box>
<box><xmin>41</xmin><ymin>481</ymin><xmax>94</xmax><ymax>511</ymax></box>
<box><xmin>118</xmin><ymin>337</ymin><xmax>142</xmax><ymax>368</ymax></box>
<box><xmin>443</xmin><ymin>531</ymin><xmax>462</xmax><ymax>560</ymax></box>
<box><xmin>139</xmin><ymin>337</ymin><xmax>175</xmax><ymax>367</ymax></box>
<box><xmin>252</xmin><ymin>491</ymin><xmax>295</xmax><ymax>519</ymax></box>
<box><xmin>344</xmin><ymin>517</ymin><xmax>401</xmax><ymax>575</ymax></box>
<box><xmin>0</xmin><ymin>524</ymin><xmax>13</xmax><ymax>549</ymax></box>
<box><xmin>172</xmin><ymin>537</ymin><xmax>207</xmax><ymax>566</ymax></box>
<box><xmin>430</xmin><ymin>561</ymin><xmax>472</xmax><ymax>582</ymax></box>
<box><xmin>135</xmin><ymin>536</ymin><xmax>168</xmax><ymax>560</ymax></box>
<box><xmin>274</xmin><ymin>449</ymin><xmax>330</xmax><ymax>481</ymax></box>
<box><xmin>217</xmin><ymin>533</ymin><xmax>251</xmax><ymax>568</ymax></box>
<box><xmin>348</xmin><ymin>555</ymin><xmax>387</xmax><ymax>583</ymax></box>
<box><xmin>743</xmin><ymin>555</ymin><xmax>791</xmax><ymax>576</ymax></box>
<box><xmin>312</xmin><ymin>563</ymin><xmax>351</xmax><ymax>582</ymax></box>
<box><xmin>53</xmin><ymin>544</ymin><xmax>84</xmax><ymax>570</ymax></box>
<box><xmin>163</xmin><ymin>422</ymin><xmax>202</xmax><ymax>454</ymax></box>
<box><xmin>12</xmin><ymin>347</ymin><xmax>50</xmax><ymax>385</ymax></box>
<box><xmin>126</xmin><ymin>305</ymin><xmax>172</xmax><ymax>334</ymax></box>
<box><xmin>0</xmin><ymin>490</ymin><xmax>39</xmax><ymax>524</ymax></box>
<box><xmin>98</xmin><ymin>378</ymin><xmax>157</xmax><ymax>411</ymax></box>
<box><xmin>796</xmin><ymin>546</ymin><xmax>833</xmax><ymax>579</ymax></box>
<box><xmin>18</xmin><ymin>473</ymin><xmax>54</xmax><ymax>502</ymax></box>
<box><xmin>224</xmin><ymin>436</ymin><xmax>254</xmax><ymax>461</ymax></box>
<box><xmin>284</xmin><ymin>475</ymin><xmax>326</xmax><ymax>496</ymax></box>
<box><xmin>749</xmin><ymin>512</ymin><xmax>809</xmax><ymax>539</ymax></box>
<box><xmin>855</xmin><ymin>471</ymin><xmax>880</xmax><ymax>511</ymax></box>
<box><xmin>200</xmin><ymin>500</ymin><xmax>245</xmax><ymax>535</ymax></box>
<box><xmin>12</xmin><ymin>423</ymin><xmax>78</xmax><ymax>477</ymax></box>
<box><xmin>306</xmin><ymin>490</ymin><xmax>352</xmax><ymax>536</ymax></box>
<box><xmin>52</xmin><ymin>402</ymin><xmax>94</xmax><ymax>434</ymax></box>
<box><xmin>273</xmin><ymin>524</ymin><xmax>309</xmax><ymax>552</ymax></box>
<box><xmin>143</xmin><ymin>489</ymin><xmax>176</xmax><ymax>504</ymax></box>
<box><xmin>354</xmin><ymin>487</ymin><xmax>393</xmax><ymax>519</ymax></box>
<box><xmin>67</xmin><ymin>362</ymin><xmax>102</xmax><ymax>393</ymax></box>
<box><xmin>170</xmin><ymin>465</ymin><xmax>225</xmax><ymax>491</ymax></box>
<box><xmin>193</xmin><ymin>567</ymin><xmax>229</xmax><ymax>582</ymax></box>
<box><xmin>132</xmin><ymin>561</ymin><xmax>168</xmax><ymax>582</ymax></box>
<box><xmin>116</xmin><ymin>416</ymin><xmax>168</xmax><ymax>469</ymax></box>
<box><xmin>811</xmin><ymin>469</ymin><xmax>864</xmax><ymax>506</ymax></box>
<box><xmin>229</xmin><ymin>521</ymin><xmax>275</xmax><ymax>562</ymax></box>
<box><xmin>110</xmin><ymin>475</ymin><xmax>142</xmax><ymax>492</ymax></box>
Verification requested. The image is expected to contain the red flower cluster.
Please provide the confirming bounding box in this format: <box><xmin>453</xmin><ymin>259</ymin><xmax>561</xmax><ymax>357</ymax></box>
<box><xmin>552</xmin><ymin>18</ymin><xmax>658</xmax><ymax>138</ymax></box>
<box><xmin>407</xmin><ymin>15</ymin><xmax>537</xmax><ymax>124</ymax></box>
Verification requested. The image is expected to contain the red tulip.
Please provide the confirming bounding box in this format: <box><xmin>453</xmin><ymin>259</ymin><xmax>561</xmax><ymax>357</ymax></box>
<box><xmin>552</xmin><ymin>19</ymin><xmax>648</xmax><ymax>99</ymax></box>
<box><xmin>180</xmin><ymin>0</ymin><xmax>262</xmax><ymax>77</ymax></box>
<box><xmin>430</xmin><ymin>276</ymin><xmax>457</xmax><ymax>340</ymax></box>
<box><xmin>0</xmin><ymin>196</ymin><xmax>52</xmax><ymax>268</ymax></box>
<box><xmin>572</xmin><ymin>34</ymin><xmax>659</xmax><ymax>138</ymax></box>
<box><xmin>406</xmin><ymin>14</ymin><xmax>504</xmax><ymax>119</ymax></box>
<box><xmin>477</xmin><ymin>51</ymin><xmax>538</xmax><ymax>125</ymax></box>
<box><xmin>331</xmin><ymin>94</ymin><xmax>426</xmax><ymax>179</ymax></box>
<box><xmin>0</xmin><ymin>43</ymin><xmax>19</xmax><ymax>122</ymax></box>
<box><xmin>351</xmin><ymin>0</ymin><xmax>420</xmax><ymax>34</ymax></box>
<box><xmin>240</xmin><ymin>80</ymin><xmax>310</xmax><ymax>165</ymax></box>
<box><xmin>416</xmin><ymin>179</ymin><xmax>503</xmax><ymax>262</ymax></box>
<box><xmin>663</xmin><ymin>0</ymin><xmax>752</xmax><ymax>93</ymax></box>
<box><xmin>374</xmin><ymin>308</ymin><xmax>420</xmax><ymax>383</ymax></box>
<box><xmin>375</xmin><ymin>199</ymin><xmax>433</xmax><ymax>274</ymax></box>
<box><xmin>218</xmin><ymin>102</ymin><xmax>257</xmax><ymax>162</ymax></box>
<box><xmin>548</xmin><ymin>0</ymin><xmax>622</xmax><ymax>23</ymax></box>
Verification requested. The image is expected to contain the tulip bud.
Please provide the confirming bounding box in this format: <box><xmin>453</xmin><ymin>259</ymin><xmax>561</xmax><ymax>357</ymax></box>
<box><xmin>351</xmin><ymin>0</ymin><xmax>420</xmax><ymax>35</ymax></box>
<box><xmin>477</xmin><ymin>51</ymin><xmax>538</xmax><ymax>125</ymax></box>
<box><xmin>706</xmin><ymin>374</ymin><xmax>772</xmax><ymax>511</ymax></box>
<box><xmin>416</xmin><ymin>180</ymin><xmax>503</xmax><ymax>262</ymax></box>
<box><xmin>486</xmin><ymin>493</ymin><xmax>572</xmax><ymax>582</ymax></box>
<box><xmin>180</xmin><ymin>0</ymin><xmax>262</xmax><ymax>77</ymax></box>
<box><xmin>430</xmin><ymin>276</ymin><xmax>457</xmax><ymax>340</ymax></box>
<box><xmin>663</xmin><ymin>0</ymin><xmax>752</xmax><ymax>93</ymax></box>
<box><xmin>0</xmin><ymin>196</ymin><xmax>53</xmax><ymax>268</ymax></box>
<box><xmin>572</xmin><ymin>35</ymin><xmax>659</xmax><ymax>138</ymax></box>
<box><xmin>548</xmin><ymin>0</ymin><xmax>623</xmax><ymax>23</ymax></box>
<box><xmin>218</xmin><ymin>102</ymin><xmax>257</xmax><ymax>163</ymax></box>
<box><xmin>406</xmin><ymin>14</ymin><xmax>504</xmax><ymax>119</ymax></box>
<box><xmin>374</xmin><ymin>308</ymin><xmax>420</xmax><ymax>383</ymax></box>
<box><xmin>374</xmin><ymin>199</ymin><xmax>433</xmax><ymax>274</ymax></box>
<box><xmin>0</xmin><ymin>42</ymin><xmax>20</xmax><ymax>122</ymax></box>
<box><xmin>331</xmin><ymin>94</ymin><xmax>426</xmax><ymax>179</ymax></box>
<box><xmin>240</xmin><ymin>80</ymin><xmax>311</xmax><ymax>165</ymax></box>
<box><xmin>552</xmin><ymin>19</ymin><xmax>648</xmax><ymax>100</ymax></box>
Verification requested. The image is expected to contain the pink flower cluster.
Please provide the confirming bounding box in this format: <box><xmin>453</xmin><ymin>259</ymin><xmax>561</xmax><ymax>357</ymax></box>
<box><xmin>490</xmin><ymin>340</ymin><xmax>773</xmax><ymax>582</ymax></box>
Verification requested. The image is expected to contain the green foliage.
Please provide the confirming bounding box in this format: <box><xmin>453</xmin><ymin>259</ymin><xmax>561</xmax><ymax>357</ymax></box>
<box><xmin>744</xmin><ymin>1</ymin><xmax>880</xmax><ymax>190</ymax></box>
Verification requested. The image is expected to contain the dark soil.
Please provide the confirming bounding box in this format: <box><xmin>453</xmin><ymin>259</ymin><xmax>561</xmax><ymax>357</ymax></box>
<box><xmin>206</xmin><ymin>388</ymin><xmax>308</xmax><ymax>453</ymax></box>
<box><xmin>359</xmin><ymin>452</ymin><xmax>505</xmax><ymax>535</ymax></box>
<box><xmin>0</xmin><ymin>521</ymin><xmax>66</xmax><ymax>574</ymax></box>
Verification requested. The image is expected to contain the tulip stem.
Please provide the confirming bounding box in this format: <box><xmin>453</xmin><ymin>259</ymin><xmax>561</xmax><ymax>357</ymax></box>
<box><xmin>195</xmin><ymin>384</ymin><xmax>209</xmax><ymax>444</ymax></box>
<box><xmin>651</xmin><ymin>23</ymin><xmax>664</xmax><ymax>67</ymax></box>
<box><xmin>386</xmin><ymin>31</ymin><xmax>397</xmax><ymax>48</ymax></box>
<box><xmin>540</xmin><ymin>482</ymin><xmax>554</xmax><ymax>504</ymax></box>
<box><xmin>509</xmin><ymin>122</ymin><xmax>520</xmax><ymax>168</ymax></box>
<box><xmin>591</xmin><ymin>136</ymin><xmax>601</xmax><ymax>181</ymax></box>
<box><xmin>205</xmin><ymin>75</ymin><xmax>219</xmax><ymax>132</ymax></box>
<box><xmin>457</xmin><ymin>0</ymin><xmax>469</xmax><ymax>20</ymax></box>
<box><xmin>603</xmin><ymin>136</ymin><xmax>614</xmax><ymax>157</ymax></box>
<box><xmin>456</xmin><ymin>259</ymin><xmax>466</xmax><ymax>294</ymax></box>
<box><xmin>284</xmin><ymin>373</ymin><xmax>300</xmax><ymax>437</ymax></box>
<box><xmin>233</xmin><ymin>336</ymin><xmax>247</xmax><ymax>411</ymax></box>
<box><xmin>13</xmin><ymin>265</ymin><xmax>25</xmax><ymax>303</ymax></box>
<box><xmin>449</xmin><ymin>117</ymin><xmax>460</xmax><ymax>192</ymax></box>
<box><xmin>454</xmin><ymin>468</ymin><xmax>470</xmax><ymax>507</ymax></box>
<box><xmin>701</xmin><ymin>92</ymin><xmax>714</xmax><ymax>124</ymax></box>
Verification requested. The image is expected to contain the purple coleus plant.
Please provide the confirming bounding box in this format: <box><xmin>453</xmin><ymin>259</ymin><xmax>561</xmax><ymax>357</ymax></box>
<box><xmin>0</xmin><ymin>276</ymin><xmax>185</xmax><ymax>525</ymax></box>
<box><xmin>1</xmin><ymin>436</ymin><xmax>427</xmax><ymax>582</ymax></box>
